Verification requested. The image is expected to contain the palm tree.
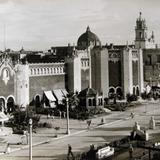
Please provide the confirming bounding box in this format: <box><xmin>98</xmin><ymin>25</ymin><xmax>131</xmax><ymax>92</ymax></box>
<box><xmin>67</xmin><ymin>91</ymin><xmax>80</xmax><ymax>110</ymax></box>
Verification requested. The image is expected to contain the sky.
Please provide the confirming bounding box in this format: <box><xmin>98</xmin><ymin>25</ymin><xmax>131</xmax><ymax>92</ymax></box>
<box><xmin>0</xmin><ymin>0</ymin><xmax>160</xmax><ymax>51</ymax></box>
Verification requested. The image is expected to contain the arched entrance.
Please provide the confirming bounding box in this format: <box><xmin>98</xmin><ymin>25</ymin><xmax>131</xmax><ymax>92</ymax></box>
<box><xmin>108</xmin><ymin>87</ymin><xmax>115</xmax><ymax>98</ymax></box>
<box><xmin>136</xmin><ymin>86</ymin><xmax>140</xmax><ymax>96</ymax></box>
<box><xmin>0</xmin><ymin>97</ymin><xmax>6</xmax><ymax>113</ymax></box>
<box><xmin>35</xmin><ymin>95</ymin><xmax>41</xmax><ymax>109</ymax></box>
<box><xmin>7</xmin><ymin>96</ymin><xmax>15</xmax><ymax>113</ymax></box>
<box><xmin>116</xmin><ymin>87</ymin><xmax>123</xmax><ymax>99</ymax></box>
<box><xmin>133</xmin><ymin>87</ymin><xmax>136</xmax><ymax>95</ymax></box>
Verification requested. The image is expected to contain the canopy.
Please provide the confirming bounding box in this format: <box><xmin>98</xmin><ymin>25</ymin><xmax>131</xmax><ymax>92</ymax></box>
<box><xmin>44</xmin><ymin>91</ymin><xmax>56</xmax><ymax>101</ymax></box>
<box><xmin>0</xmin><ymin>112</ymin><xmax>9</xmax><ymax>122</ymax></box>
<box><xmin>53</xmin><ymin>89</ymin><xmax>64</xmax><ymax>101</ymax></box>
<box><xmin>61</xmin><ymin>89</ymin><xmax>68</xmax><ymax>98</ymax></box>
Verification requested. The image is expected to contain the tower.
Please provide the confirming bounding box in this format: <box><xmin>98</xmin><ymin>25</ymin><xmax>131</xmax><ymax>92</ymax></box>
<box><xmin>135</xmin><ymin>12</ymin><xmax>148</xmax><ymax>49</ymax></box>
<box><xmin>65</xmin><ymin>51</ymin><xmax>81</xmax><ymax>93</ymax></box>
<box><xmin>14</xmin><ymin>64</ymin><xmax>29</xmax><ymax>108</ymax></box>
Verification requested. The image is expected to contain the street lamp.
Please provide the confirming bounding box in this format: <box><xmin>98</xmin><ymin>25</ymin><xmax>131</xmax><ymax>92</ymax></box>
<box><xmin>29</xmin><ymin>118</ymin><xmax>32</xmax><ymax>160</ymax></box>
<box><xmin>66</xmin><ymin>98</ymin><xmax>70</xmax><ymax>135</ymax></box>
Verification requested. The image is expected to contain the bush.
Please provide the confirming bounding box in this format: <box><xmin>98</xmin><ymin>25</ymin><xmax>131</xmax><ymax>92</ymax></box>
<box><xmin>126</xmin><ymin>93</ymin><xmax>138</xmax><ymax>102</ymax></box>
<box><xmin>7</xmin><ymin>107</ymin><xmax>41</xmax><ymax>134</ymax></box>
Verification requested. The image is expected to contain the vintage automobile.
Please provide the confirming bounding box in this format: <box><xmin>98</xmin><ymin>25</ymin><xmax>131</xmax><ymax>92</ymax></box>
<box><xmin>96</xmin><ymin>146</ymin><xmax>114</xmax><ymax>159</ymax></box>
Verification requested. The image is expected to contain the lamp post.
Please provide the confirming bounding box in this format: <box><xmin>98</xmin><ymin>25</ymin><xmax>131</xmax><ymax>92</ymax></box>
<box><xmin>66</xmin><ymin>98</ymin><xmax>70</xmax><ymax>135</ymax></box>
<box><xmin>29</xmin><ymin>119</ymin><xmax>32</xmax><ymax>160</ymax></box>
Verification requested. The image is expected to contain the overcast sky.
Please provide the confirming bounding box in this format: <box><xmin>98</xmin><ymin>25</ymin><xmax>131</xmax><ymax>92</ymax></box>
<box><xmin>0</xmin><ymin>0</ymin><xmax>160</xmax><ymax>50</ymax></box>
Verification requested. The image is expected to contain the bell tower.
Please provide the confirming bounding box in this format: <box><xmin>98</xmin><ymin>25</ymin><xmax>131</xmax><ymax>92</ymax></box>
<box><xmin>135</xmin><ymin>12</ymin><xmax>147</xmax><ymax>49</ymax></box>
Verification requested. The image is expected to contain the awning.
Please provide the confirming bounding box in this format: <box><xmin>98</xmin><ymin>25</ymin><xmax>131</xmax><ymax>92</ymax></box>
<box><xmin>61</xmin><ymin>89</ymin><xmax>68</xmax><ymax>98</ymax></box>
<box><xmin>0</xmin><ymin>112</ymin><xmax>9</xmax><ymax>122</ymax></box>
<box><xmin>44</xmin><ymin>91</ymin><xmax>56</xmax><ymax>101</ymax></box>
<box><xmin>53</xmin><ymin>89</ymin><xmax>64</xmax><ymax>101</ymax></box>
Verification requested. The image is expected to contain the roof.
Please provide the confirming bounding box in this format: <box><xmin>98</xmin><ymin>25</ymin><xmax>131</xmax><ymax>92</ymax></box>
<box><xmin>78</xmin><ymin>87</ymin><xmax>97</xmax><ymax>97</ymax></box>
<box><xmin>61</xmin><ymin>89</ymin><xmax>68</xmax><ymax>98</ymax></box>
<box><xmin>44</xmin><ymin>91</ymin><xmax>56</xmax><ymax>101</ymax></box>
<box><xmin>53</xmin><ymin>89</ymin><xmax>65</xmax><ymax>101</ymax></box>
<box><xmin>77</xmin><ymin>26</ymin><xmax>101</xmax><ymax>49</ymax></box>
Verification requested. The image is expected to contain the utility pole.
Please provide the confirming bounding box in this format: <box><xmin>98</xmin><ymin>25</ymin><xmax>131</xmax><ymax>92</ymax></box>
<box><xmin>29</xmin><ymin>119</ymin><xmax>32</xmax><ymax>160</ymax></box>
<box><xmin>66</xmin><ymin>98</ymin><xmax>70</xmax><ymax>135</ymax></box>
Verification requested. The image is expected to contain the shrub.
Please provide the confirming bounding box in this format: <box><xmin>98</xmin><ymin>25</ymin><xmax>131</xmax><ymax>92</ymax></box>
<box><xmin>126</xmin><ymin>93</ymin><xmax>138</xmax><ymax>102</ymax></box>
<box><xmin>7</xmin><ymin>107</ymin><xmax>40</xmax><ymax>134</ymax></box>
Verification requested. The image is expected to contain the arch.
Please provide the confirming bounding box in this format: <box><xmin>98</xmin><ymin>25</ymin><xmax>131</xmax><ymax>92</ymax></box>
<box><xmin>7</xmin><ymin>96</ymin><xmax>15</xmax><ymax>113</ymax></box>
<box><xmin>109</xmin><ymin>87</ymin><xmax>116</xmax><ymax>94</ymax></box>
<box><xmin>136</xmin><ymin>86</ymin><xmax>140</xmax><ymax>96</ymax></box>
<box><xmin>133</xmin><ymin>86</ymin><xmax>136</xmax><ymax>95</ymax></box>
<box><xmin>34</xmin><ymin>94</ymin><xmax>41</xmax><ymax>109</ymax></box>
<box><xmin>108</xmin><ymin>87</ymin><xmax>116</xmax><ymax>98</ymax></box>
<box><xmin>116</xmin><ymin>87</ymin><xmax>123</xmax><ymax>99</ymax></box>
<box><xmin>0</xmin><ymin>96</ymin><xmax>6</xmax><ymax>112</ymax></box>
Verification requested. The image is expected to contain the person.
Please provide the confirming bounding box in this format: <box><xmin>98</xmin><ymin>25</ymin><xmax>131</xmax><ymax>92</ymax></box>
<box><xmin>67</xmin><ymin>144</ymin><xmax>74</xmax><ymax>160</ymax></box>
<box><xmin>129</xmin><ymin>144</ymin><xmax>133</xmax><ymax>159</ymax></box>
<box><xmin>131</xmin><ymin>112</ymin><xmax>134</xmax><ymax>119</ymax></box>
<box><xmin>87</xmin><ymin>119</ymin><xmax>92</xmax><ymax>130</ymax></box>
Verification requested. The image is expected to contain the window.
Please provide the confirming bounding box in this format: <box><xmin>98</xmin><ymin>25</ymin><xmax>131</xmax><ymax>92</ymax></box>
<box><xmin>88</xmin><ymin>99</ymin><xmax>92</xmax><ymax>106</ymax></box>
<box><xmin>147</xmin><ymin>55</ymin><xmax>152</xmax><ymax>65</ymax></box>
<box><xmin>3</xmin><ymin>69</ymin><xmax>9</xmax><ymax>78</ymax></box>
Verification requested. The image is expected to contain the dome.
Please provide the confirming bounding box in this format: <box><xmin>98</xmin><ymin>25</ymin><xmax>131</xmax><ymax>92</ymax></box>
<box><xmin>77</xmin><ymin>26</ymin><xmax>101</xmax><ymax>49</ymax></box>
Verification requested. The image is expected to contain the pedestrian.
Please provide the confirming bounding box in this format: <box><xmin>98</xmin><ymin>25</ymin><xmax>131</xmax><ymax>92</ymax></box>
<box><xmin>131</xmin><ymin>112</ymin><xmax>134</xmax><ymax>119</ymax></box>
<box><xmin>101</xmin><ymin>118</ymin><xmax>105</xmax><ymax>125</ymax></box>
<box><xmin>63</xmin><ymin>111</ymin><xmax>66</xmax><ymax>118</ymax></box>
<box><xmin>129</xmin><ymin>144</ymin><xmax>133</xmax><ymax>159</ymax></box>
<box><xmin>67</xmin><ymin>144</ymin><xmax>74</xmax><ymax>160</ymax></box>
<box><xmin>59</xmin><ymin>110</ymin><xmax>62</xmax><ymax>119</ymax></box>
<box><xmin>87</xmin><ymin>119</ymin><xmax>92</xmax><ymax>130</ymax></box>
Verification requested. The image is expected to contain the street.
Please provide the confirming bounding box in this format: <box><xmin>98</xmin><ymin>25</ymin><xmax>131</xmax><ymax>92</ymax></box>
<box><xmin>1</xmin><ymin>101</ymin><xmax>160</xmax><ymax>160</ymax></box>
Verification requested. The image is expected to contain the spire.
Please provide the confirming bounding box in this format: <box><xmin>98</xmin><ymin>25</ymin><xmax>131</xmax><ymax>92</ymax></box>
<box><xmin>86</xmin><ymin>26</ymin><xmax>90</xmax><ymax>32</ymax></box>
<box><xmin>139</xmin><ymin>12</ymin><xmax>142</xmax><ymax>20</ymax></box>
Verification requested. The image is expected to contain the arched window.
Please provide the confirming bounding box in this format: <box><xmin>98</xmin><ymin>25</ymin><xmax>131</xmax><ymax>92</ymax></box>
<box><xmin>136</xmin><ymin>87</ymin><xmax>140</xmax><ymax>96</ymax></box>
<box><xmin>3</xmin><ymin>69</ymin><xmax>9</xmax><ymax>78</ymax></box>
<box><xmin>88</xmin><ymin>99</ymin><xmax>92</xmax><ymax>106</ymax></box>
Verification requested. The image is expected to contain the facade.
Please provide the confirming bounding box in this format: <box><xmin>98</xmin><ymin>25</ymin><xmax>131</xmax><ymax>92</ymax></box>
<box><xmin>0</xmin><ymin>12</ymin><xmax>159</xmax><ymax>112</ymax></box>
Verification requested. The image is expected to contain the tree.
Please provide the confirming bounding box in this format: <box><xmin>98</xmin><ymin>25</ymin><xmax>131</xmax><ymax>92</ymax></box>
<box><xmin>67</xmin><ymin>92</ymin><xmax>80</xmax><ymax>110</ymax></box>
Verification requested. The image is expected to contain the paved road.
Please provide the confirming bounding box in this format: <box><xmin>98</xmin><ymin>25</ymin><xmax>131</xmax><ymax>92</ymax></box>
<box><xmin>1</xmin><ymin>101</ymin><xmax>160</xmax><ymax>160</ymax></box>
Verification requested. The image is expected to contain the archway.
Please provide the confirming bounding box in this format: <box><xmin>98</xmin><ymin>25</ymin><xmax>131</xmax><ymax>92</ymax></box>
<box><xmin>133</xmin><ymin>87</ymin><xmax>136</xmax><ymax>95</ymax></box>
<box><xmin>136</xmin><ymin>86</ymin><xmax>140</xmax><ymax>96</ymax></box>
<box><xmin>108</xmin><ymin>87</ymin><xmax>116</xmax><ymax>99</ymax></box>
<box><xmin>7</xmin><ymin>97</ymin><xmax>15</xmax><ymax>113</ymax></box>
<box><xmin>35</xmin><ymin>95</ymin><xmax>41</xmax><ymax>109</ymax></box>
<box><xmin>116</xmin><ymin>87</ymin><xmax>123</xmax><ymax>99</ymax></box>
<box><xmin>0</xmin><ymin>98</ymin><xmax>6</xmax><ymax>112</ymax></box>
